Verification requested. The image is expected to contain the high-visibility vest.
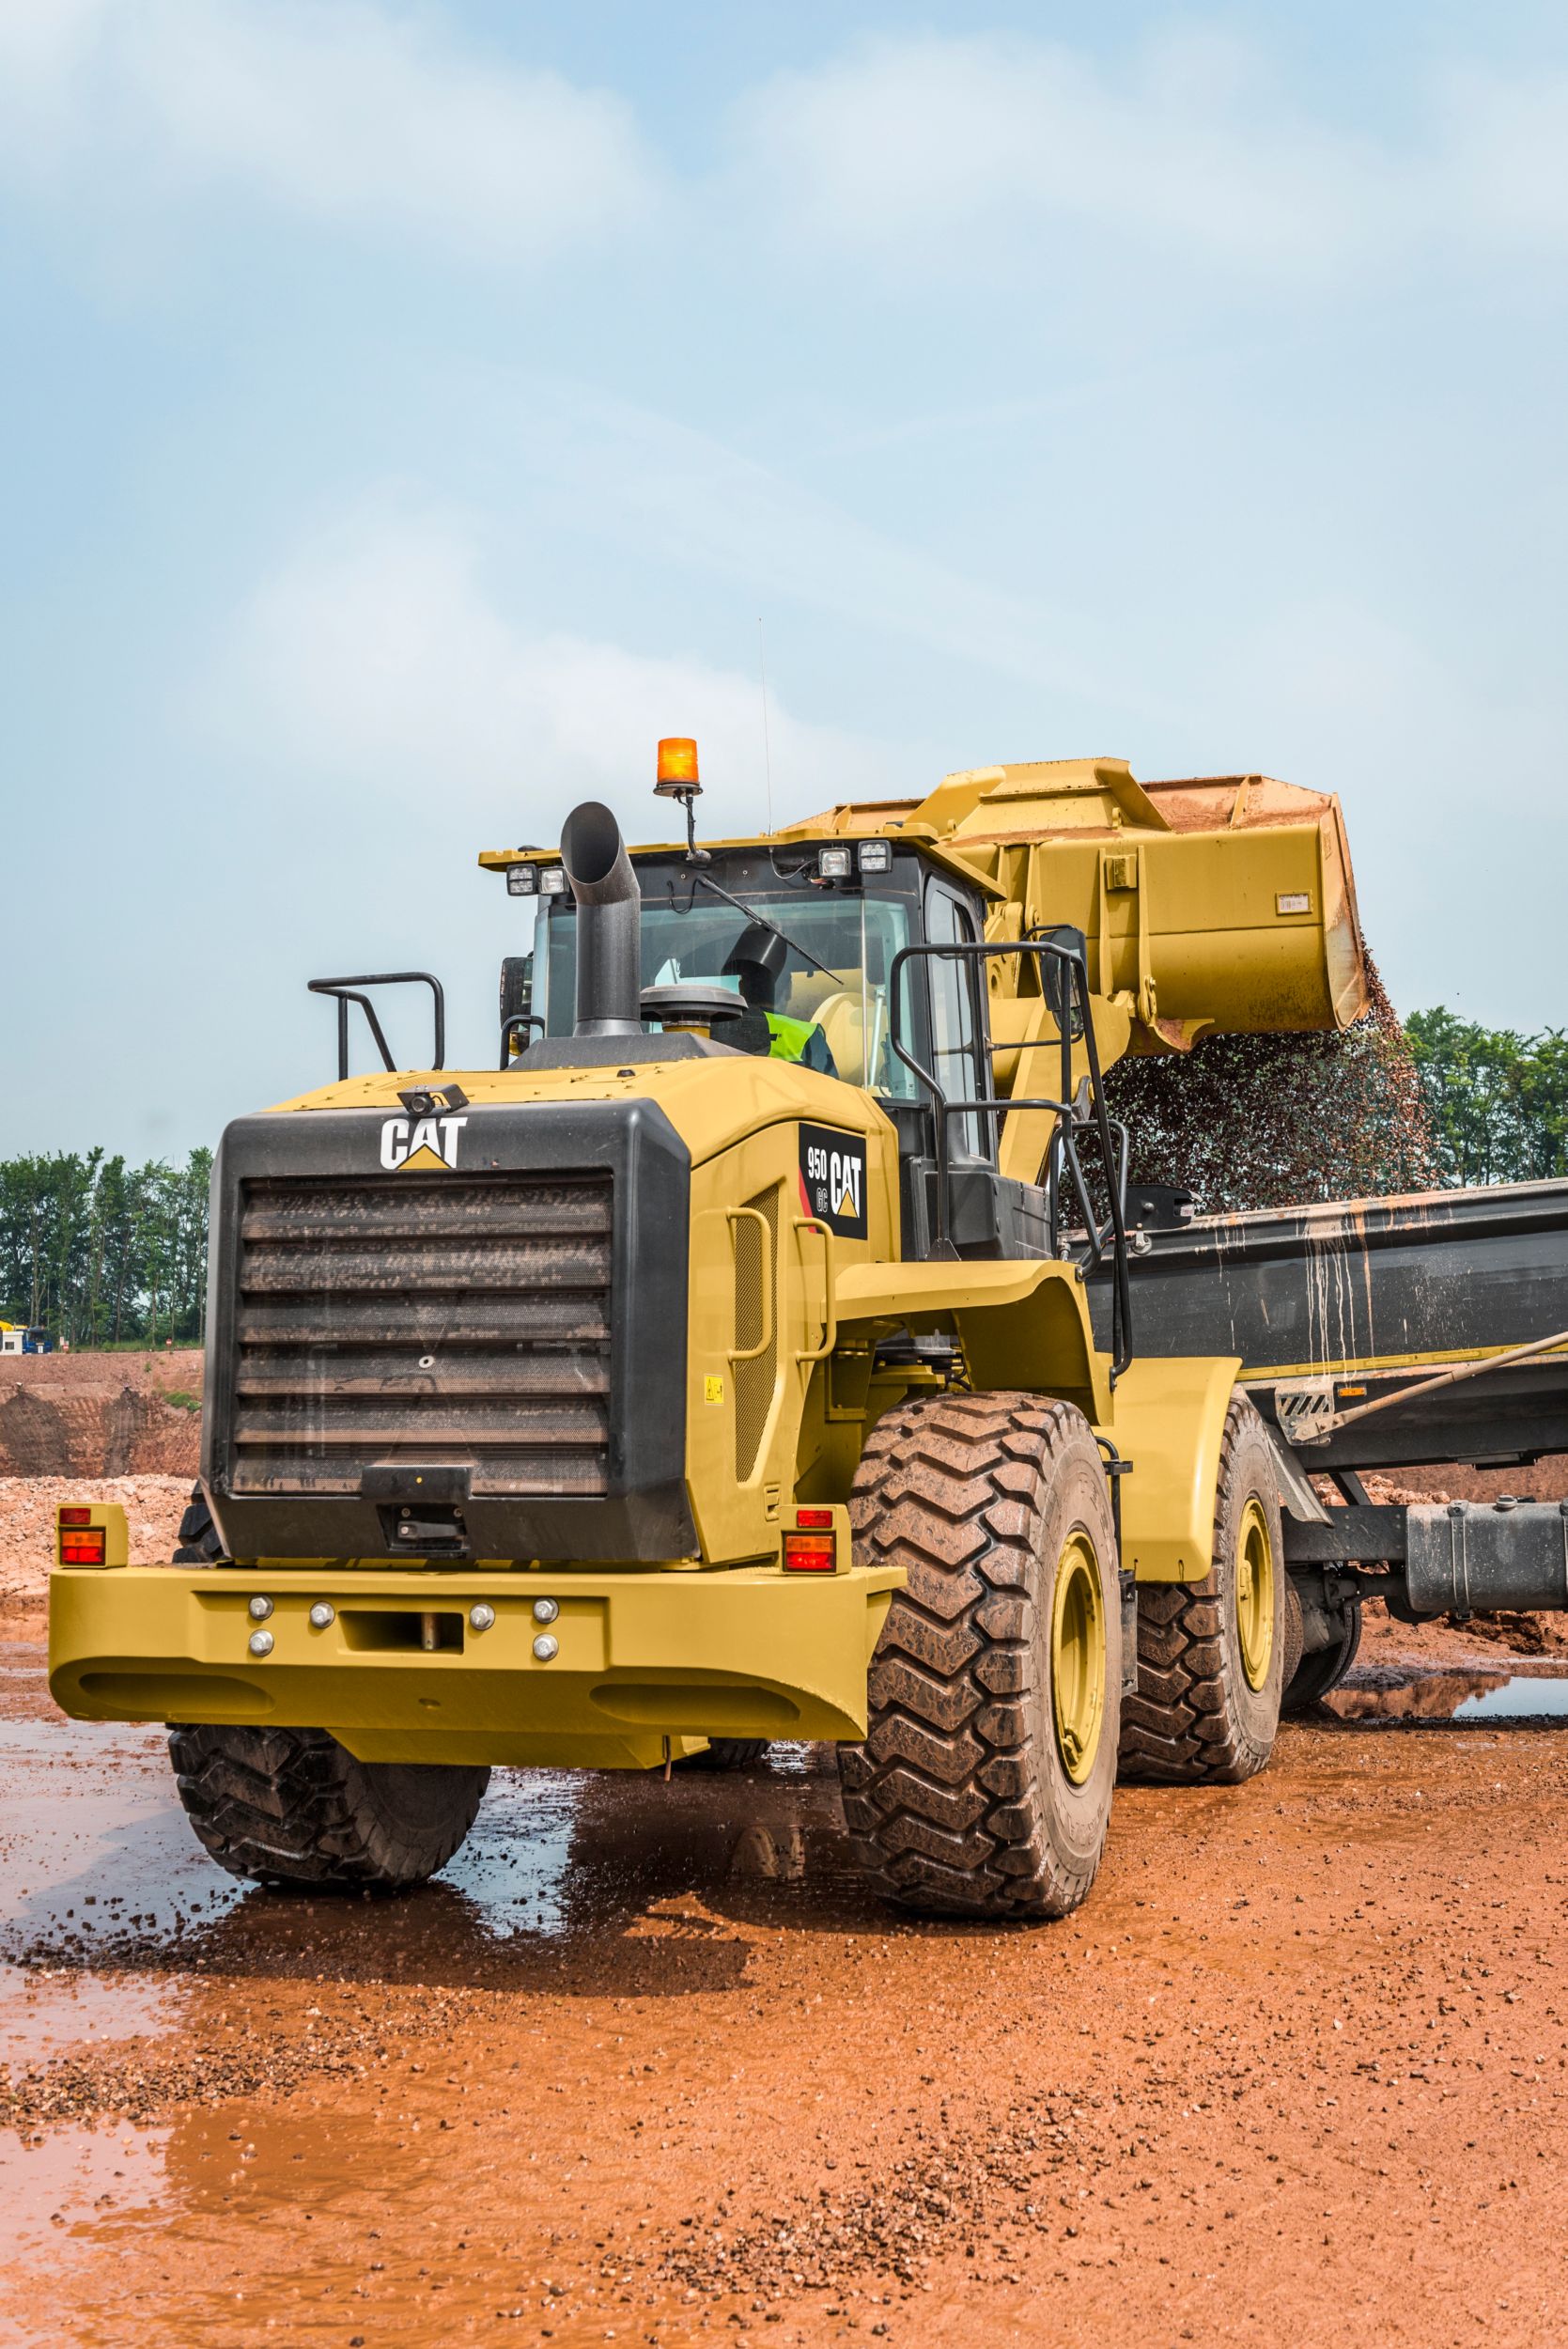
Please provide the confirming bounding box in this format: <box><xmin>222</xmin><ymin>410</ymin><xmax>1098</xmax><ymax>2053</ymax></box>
<box><xmin>763</xmin><ymin>1013</ymin><xmax>835</xmax><ymax>1075</ymax></box>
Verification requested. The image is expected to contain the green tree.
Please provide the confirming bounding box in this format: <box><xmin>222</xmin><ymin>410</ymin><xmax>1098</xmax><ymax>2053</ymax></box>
<box><xmin>0</xmin><ymin>1148</ymin><xmax>213</xmax><ymax>1343</ymax></box>
<box><xmin>1405</xmin><ymin>1012</ymin><xmax>1568</xmax><ymax>1187</ymax></box>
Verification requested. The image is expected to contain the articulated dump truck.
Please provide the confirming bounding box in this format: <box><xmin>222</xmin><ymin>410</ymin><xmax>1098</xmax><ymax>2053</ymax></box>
<box><xmin>48</xmin><ymin>749</ymin><xmax>1565</xmax><ymax>1920</ymax></box>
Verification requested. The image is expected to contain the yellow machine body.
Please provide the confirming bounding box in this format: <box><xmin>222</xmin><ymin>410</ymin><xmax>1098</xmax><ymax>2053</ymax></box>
<box><xmin>51</xmin><ymin>754</ymin><xmax>1365</xmax><ymax>1765</ymax></box>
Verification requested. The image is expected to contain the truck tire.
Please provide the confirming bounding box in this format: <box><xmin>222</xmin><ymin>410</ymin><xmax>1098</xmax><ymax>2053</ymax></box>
<box><xmin>173</xmin><ymin>1484</ymin><xmax>227</xmax><ymax>1564</ymax></box>
<box><xmin>838</xmin><ymin>1392</ymin><xmax>1121</xmax><ymax>1921</ymax></box>
<box><xmin>167</xmin><ymin>1723</ymin><xmax>488</xmax><ymax>1890</ymax></box>
<box><xmin>1118</xmin><ymin>1395</ymin><xmax>1284</xmax><ymax>1784</ymax></box>
<box><xmin>1282</xmin><ymin>1593</ymin><xmax>1362</xmax><ymax>1713</ymax></box>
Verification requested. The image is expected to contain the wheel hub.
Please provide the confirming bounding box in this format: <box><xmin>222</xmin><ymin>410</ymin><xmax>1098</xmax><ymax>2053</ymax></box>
<box><xmin>1050</xmin><ymin>1532</ymin><xmax>1106</xmax><ymax>1785</ymax></box>
<box><xmin>1236</xmin><ymin>1498</ymin><xmax>1275</xmax><ymax>1690</ymax></box>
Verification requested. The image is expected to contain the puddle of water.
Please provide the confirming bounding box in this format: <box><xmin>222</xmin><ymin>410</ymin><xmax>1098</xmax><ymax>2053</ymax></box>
<box><xmin>0</xmin><ymin>1718</ymin><xmax>247</xmax><ymax>1963</ymax></box>
<box><xmin>1453</xmin><ymin>1675</ymin><xmax>1568</xmax><ymax>1720</ymax></box>
<box><xmin>0</xmin><ymin>2121</ymin><xmax>169</xmax><ymax>2306</ymax></box>
<box><xmin>1327</xmin><ymin>1667</ymin><xmax>1568</xmax><ymax>1726</ymax></box>
<box><xmin>0</xmin><ymin>1968</ymin><xmax>182</xmax><ymax>2064</ymax></box>
<box><xmin>0</xmin><ymin>1711</ymin><xmax>857</xmax><ymax>1984</ymax></box>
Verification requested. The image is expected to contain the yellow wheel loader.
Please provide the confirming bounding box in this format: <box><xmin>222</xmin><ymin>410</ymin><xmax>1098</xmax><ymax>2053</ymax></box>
<box><xmin>49</xmin><ymin>746</ymin><xmax>1373</xmax><ymax>1919</ymax></box>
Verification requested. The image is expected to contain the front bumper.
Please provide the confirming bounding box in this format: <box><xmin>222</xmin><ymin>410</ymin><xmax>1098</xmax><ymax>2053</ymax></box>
<box><xmin>48</xmin><ymin>1563</ymin><xmax>902</xmax><ymax>1770</ymax></box>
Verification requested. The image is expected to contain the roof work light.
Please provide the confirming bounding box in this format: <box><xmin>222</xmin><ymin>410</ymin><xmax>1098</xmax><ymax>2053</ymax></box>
<box><xmin>653</xmin><ymin>737</ymin><xmax>708</xmax><ymax>863</ymax></box>
<box><xmin>655</xmin><ymin>737</ymin><xmax>701</xmax><ymax>797</ymax></box>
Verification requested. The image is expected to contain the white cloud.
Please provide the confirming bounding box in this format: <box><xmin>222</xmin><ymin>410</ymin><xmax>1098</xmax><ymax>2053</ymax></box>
<box><xmin>1437</xmin><ymin>67</ymin><xmax>1568</xmax><ymax>252</ymax></box>
<box><xmin>732</xmin><ymin>31</ymin><xmax>1568</xmax><ymax>279</ymax></box>
<box><xmin>199</xmin><ymin>501</ymin><xmax>905</xmax><ymax>839</ymax></box>
<box><xmin>0</xmin><ymin>0</ymin><xmax>658</xmax><ymax>262</ymax></box>
<box><xmin>734</xmin><ymin>31</ymin><xmax>1401</xmax><ymax>278</ymax></box>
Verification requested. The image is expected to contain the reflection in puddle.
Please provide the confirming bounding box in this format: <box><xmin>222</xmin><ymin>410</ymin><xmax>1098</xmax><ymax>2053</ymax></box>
<box><xmin>0</xmin><ymin>1718</ymin><xmax>854</xmax><ymax>1985</ymax></box>
<box><xmin>1454</xmin><ymin>1675</ymin><xmax>1568</xmax><ymax>1720</ymax></box>
<box><xmin>1326</xmin><ymin>1668</ymin><xmax>1568</xmax><ymax>1725</ymax></box>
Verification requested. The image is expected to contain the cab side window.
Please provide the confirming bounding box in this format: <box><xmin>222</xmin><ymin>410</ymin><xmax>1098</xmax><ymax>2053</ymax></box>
<box><xmin>924</xmin><ymin>883</ymin><xmax>989</xmax><ymax>1161</ymax></box>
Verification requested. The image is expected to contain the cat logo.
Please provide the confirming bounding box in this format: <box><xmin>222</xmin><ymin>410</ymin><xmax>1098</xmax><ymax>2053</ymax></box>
<box><xmin>380</xmin><ymin>1113</ymin><xmax>468</xmax><ymax>1173</ymax></box>
<box><xmin>797</xmin><ymin>1120</ymin><xmax>868</xmax><ymax>1240</ymax></box>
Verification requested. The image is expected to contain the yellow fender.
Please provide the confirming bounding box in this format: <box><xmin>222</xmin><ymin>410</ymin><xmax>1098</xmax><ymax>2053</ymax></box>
<box><xmin>835</xmin><ymin>1259</ymin><xmax>1110</xmax><ymax>1428</ymax></box>
<box><xmin>1097</xmin><ymin>1356</ymin><xmax>1240</xmax><ymax>1583</ymax></box>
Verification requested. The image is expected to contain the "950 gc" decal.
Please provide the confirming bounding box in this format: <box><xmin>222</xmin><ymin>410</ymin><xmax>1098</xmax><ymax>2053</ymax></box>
<box><xmin>798</xmin><ymin>1122</ymin><xmax>867</xmax><ymax>1240</ymax></box>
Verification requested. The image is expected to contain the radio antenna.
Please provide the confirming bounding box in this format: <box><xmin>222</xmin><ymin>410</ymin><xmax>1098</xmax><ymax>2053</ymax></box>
<box><xmin>757</xmin><ymin>615</ymin><xmax>774</xmax><ymax>836</ymax></box>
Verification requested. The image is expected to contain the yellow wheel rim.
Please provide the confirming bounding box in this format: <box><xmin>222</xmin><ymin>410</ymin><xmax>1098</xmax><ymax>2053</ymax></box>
<box><xmin>1050</xmin><ymin>1532</ymin><xmax>1106</xmax><ymax>1786</ymax></box>
<box><xmin>1235</xmin><ymin>1498</ymin><xmax>1275</xmax><ymax>1691</ymax></box>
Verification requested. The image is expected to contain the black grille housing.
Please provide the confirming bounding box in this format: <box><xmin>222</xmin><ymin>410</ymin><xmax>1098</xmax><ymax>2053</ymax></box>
<box><xmin>203</xmin><ymin>1101</ymin><xmax>691</xmax><ymax>1562</ymax></box>
<box><xmin>231</xmin><ymin>1172</ymin><xmax>613</xmax><ymax>1498</ymax></box>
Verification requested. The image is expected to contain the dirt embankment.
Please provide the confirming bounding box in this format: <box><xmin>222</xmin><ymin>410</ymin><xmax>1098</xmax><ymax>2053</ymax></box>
<box><xmin>0</xmin><ymin>1349</ymin><xmax>203</xmax><ymax>1480</ymax></box>
<box><xmin>0</xmin><ymin>1477</ymin><xmax>192</xmax><ymax>1622</ymax></box>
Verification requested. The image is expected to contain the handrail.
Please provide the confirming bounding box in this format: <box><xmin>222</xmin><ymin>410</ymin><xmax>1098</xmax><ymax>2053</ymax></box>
<box><xmin>793</xmin><ymin>1217</ymin><xmax>838</xmax><ymax>1362</ymax></box>
<box><xmin>308</xmin><ymin>972</ymin><xmax>446</xmax><ymax>1081</ymax></box>
<box><xmin>888</xmin><ymin>936</ymin><xmax>1133</xmax><ymax>1379</ymax></box>
<box><xmin>726</xmin><ymin>1206</ymin><xmax>777</xmax><ymax>1364</ymax></box>
<box><xmin>499</xmin><ymin>1012</ymin><xmax>546</xmax><ymax>1067</ymax></box>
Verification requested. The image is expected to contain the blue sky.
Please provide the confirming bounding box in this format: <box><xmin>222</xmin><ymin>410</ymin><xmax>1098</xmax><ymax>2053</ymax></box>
<box><xmin>4</xmin><ymin>0</ymin><xmax>1565</xmax><ymax>1159</ymax></box>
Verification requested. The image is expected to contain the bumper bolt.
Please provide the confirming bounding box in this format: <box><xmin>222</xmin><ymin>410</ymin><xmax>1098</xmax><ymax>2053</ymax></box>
<box><xmin>533</xmin><ymin>1597</ymin><xmax>560</xmax><ymax>1625</ymax></box>
<box><xmin>248</xmin><ymin>1629</ymin><xmax>274</xmax><ymax>1657</ymax></box>
<box><xmin>532</xmin><ymin>1633</ymin><xmax>559</xmax><ymax>1662</ymax></box>
<box><xmin>309</xmin><ymin>1602</ymin><xmax>335</xmax><ymax>1629</ymax></box>
<box><xmin>248</xmin><ymin>1595</ymin><xmax>273</xmax><ymax>1622</ymax></box>
<box><xmin>470</xmin><ymin>1603</ymin><xmax>496</xmax><ymax>1632</ymax></box>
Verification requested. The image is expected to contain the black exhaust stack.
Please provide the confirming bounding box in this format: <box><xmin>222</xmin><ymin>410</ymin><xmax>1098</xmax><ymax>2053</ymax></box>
<box><xmin>560</xmin><ymin>801</ymin><xmax>644</xmax><ymax>1038</ymax></box>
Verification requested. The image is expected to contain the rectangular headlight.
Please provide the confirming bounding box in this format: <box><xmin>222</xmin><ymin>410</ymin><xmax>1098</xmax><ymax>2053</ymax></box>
<box><xmin>505</xmin><ymin>864</ymin><xmax>537</xmax><ymax>896</ymax></box>
<box><xmin>538</xmin><ymin>867</ymin><xmax>567</xmax><ymax>896</ymax></box>
<box><xmin>817</xmin><ymin>845</ymin><xmax>852</xmax><ymax>880</ymax></box>
<box><xmin>857</xmin><ymin>840</ymin><xmax>893</xmax><ymax>875</ymax></box>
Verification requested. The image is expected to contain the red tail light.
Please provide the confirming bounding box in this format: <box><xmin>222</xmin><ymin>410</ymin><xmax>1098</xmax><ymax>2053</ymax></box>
<box><xmin>783</xmin><ymin>1531</ymin><xmax>836</xmax><ymax>1573</ymax></box>
<box><xmin>58</xmin><ymin>1507</ymin><xmax>92</xmax><ymax>1527</ymax></box>
<box><xmin>61</xmin><ymin>1532</ymin><xmax>106</xmax><ymax>1565</ymax></box>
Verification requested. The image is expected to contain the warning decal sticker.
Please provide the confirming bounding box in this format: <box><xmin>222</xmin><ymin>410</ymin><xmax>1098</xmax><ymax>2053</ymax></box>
<box><xmin>797</xmin><ymin>1122</ymin><xmax>868</xmax><ymax>1241</ymax></box>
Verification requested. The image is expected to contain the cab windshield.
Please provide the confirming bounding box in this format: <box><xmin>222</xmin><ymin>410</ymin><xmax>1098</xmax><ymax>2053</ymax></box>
<box><xmin>534</xmin><ymin>852</ymin><xmax>918</xmax><ymax>1097</ymax></box>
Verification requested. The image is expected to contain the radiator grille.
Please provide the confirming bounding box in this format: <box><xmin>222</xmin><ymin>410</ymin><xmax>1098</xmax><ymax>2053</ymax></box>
<box><xmin>228</xmin><ymin>1173</ymin><xmax>613</xmax><ymax>1497</ymax></box>
<box><xmin>733</xmin><ymin>1186</ymin><xmax>779</xmax><ymax>1481</ymax></box>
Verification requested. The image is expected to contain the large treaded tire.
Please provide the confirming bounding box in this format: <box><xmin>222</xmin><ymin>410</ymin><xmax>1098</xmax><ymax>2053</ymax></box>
<box><xmin>838</xmin><ymin>1392</ymin><xmax>1121</xmax><ymax>1921</ymax></box>
<box><xmin>167</xmin><ymin>1723</ymin><xmax>489</xmax><ymax>1890</ymax></box>
<box><xmin>172</xmin><ymin>1483</ymin><xmax>227</xmax><ymax>1565</ymax></box>
<box><xmin>1118</xmin><ymin>1395</ymin><xmax>1285</xmax><ymax>1784</ymax></box>
<box><xmin>679</xmin><ymin>1739</ymin><xmax>771</xmax><ymax>1772</ymax></box>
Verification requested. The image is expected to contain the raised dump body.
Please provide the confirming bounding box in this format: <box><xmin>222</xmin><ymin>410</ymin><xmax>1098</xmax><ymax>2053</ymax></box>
<box><xmin>1087</xmin><ymin>1181</ymin><xmax>1568</xmax><ymax>1705</ymax></box>
<box><xmin>1089</xmin><ymin>1179</ymin><xmax>1568</xmax><ymax>1473</ymax></box>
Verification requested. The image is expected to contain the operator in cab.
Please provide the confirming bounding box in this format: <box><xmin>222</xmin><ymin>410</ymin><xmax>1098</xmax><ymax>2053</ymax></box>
<box><xmin>722</xmin><ymin>924</ymin><xmax>839</xmax><ymax>1077</ymax></box>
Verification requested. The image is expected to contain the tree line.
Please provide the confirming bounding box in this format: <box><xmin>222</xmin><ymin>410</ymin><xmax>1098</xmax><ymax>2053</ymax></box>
<box><xmin>3</xmin><ymin>1008</ymin><xmax>1565</xmax><ymax>1340</ymax></box>
<box><xmin>0</xmin><ymin>1150</ymin><xmax>212</xmax><ymax>1346</ymax></box>
<box><xmin>1405</xmin><ymin>1011</ymin><xmax>1568</xmax><ymax>1189</ymax></box>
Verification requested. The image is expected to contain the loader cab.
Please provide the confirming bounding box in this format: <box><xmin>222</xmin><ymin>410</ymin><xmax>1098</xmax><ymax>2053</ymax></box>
<box><xmin>516</xmin><ymin>836</ymin><xmax>1037</xmax><ymax>1260</ymax></box>
<box><xmin>526</xmin><ymin>841</ymin><xmax>989</xmax><ymax>1105</ymax></box>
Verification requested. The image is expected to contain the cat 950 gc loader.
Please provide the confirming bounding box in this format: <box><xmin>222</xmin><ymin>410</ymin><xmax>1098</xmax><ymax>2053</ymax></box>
<box><xmin>49</xmin><ymin>746</ymin><xmax>1373</xmax><ymax>1919</ymax></box>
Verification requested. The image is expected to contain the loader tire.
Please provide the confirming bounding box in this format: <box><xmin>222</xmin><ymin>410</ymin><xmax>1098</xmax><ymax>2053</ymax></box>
<box><xmin>173</xmin><ymin>1484</ymin><xmax>227</xmax><ymax>1565</ymax></box>
<box><xmin>1118</xmin><ymin>1395</ymin><xmax>1284</xmax><ymax>1784</ymax></box>
<box><xmin>167</xmin><ymin>1723</ymin><xmax>488</xmax><ymax>1890</ymax></box>
<box><xmin>680</xmin><ymin>1739</ymin><xmax>771</xmax><ymax>1772</ymax></box>
<box><xmin>838</xmin><ymin>1392</ymin><xmax>1121</xmax><ymax>1921</ymax></box>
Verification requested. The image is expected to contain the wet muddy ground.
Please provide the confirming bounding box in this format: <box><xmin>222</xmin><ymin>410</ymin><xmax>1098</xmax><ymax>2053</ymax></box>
<box><xmin>3</xmin><ymin>1626</ymin><xmax>1568</xmax><ymax>2349</ymax></box>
